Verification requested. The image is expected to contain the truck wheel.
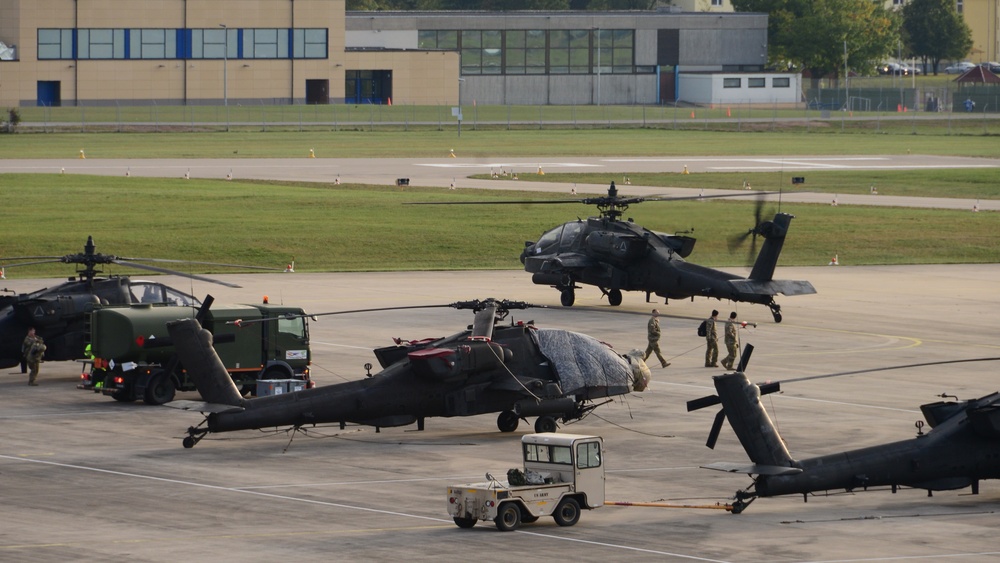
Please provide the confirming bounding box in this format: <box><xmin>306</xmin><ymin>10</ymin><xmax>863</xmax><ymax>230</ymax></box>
<box><xmin>453</xmin><ymin>517</ymin><xmax>477</xmax><ymax>529</ymax></box>
<box><xmin>534</xmin><ymin>415</ymin><xmax>557</xmax><ymax>433</ymax></box>
<box><xmin>497</xmin><ymin>410</ymin><xmax>519</xmax><ymax>433</ymax></box>
<box><xmin>143</xmin><ymin>370</ymin><xmax>176</xmax><ymax>405</ymax></box>
<box><xmin>494</xmin><ymin>503</ymin><xmax>521</xmax><ymax>532</ymax></box>
<box><xmin>553</xmin><ymin>498</ymin><xmax>581</xmax><ymax>527</ymax></box>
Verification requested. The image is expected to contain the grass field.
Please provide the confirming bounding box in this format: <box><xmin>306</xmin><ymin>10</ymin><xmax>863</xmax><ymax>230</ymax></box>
<box><xmin>0</xmin><ymin>174</ymin><xmax>996</xmax><ymax>279</ymax></box>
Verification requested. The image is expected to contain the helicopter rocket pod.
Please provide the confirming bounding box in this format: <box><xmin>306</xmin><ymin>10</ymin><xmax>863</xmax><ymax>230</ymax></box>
<box><xmin>519</xmin><ymin>182</ymin><xmax>815</xmax><ymax>322</ymax></box>
<box><xmin>688</xmin><ymin>368</ymin><xmax>1000</xmax><ymax>514</ymax></box>
<box><xmin>165</xmin><ymin>299</ymin><xmax>649</xmax><ymax>448</ymax></box>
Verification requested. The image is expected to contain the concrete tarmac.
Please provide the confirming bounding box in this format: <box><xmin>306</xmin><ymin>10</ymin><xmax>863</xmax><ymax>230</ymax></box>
<box><xmin>3</xmin><ymin>265</ymin><xmax>1000</xmax><ymax>562</ymax></box>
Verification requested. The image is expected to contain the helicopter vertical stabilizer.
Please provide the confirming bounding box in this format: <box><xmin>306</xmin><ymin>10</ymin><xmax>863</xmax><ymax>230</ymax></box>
<box><xmin>713</xmin><ymin>371</ymin><xmax>795</xmax><ymax>468</ymax></box>
<box><xmin>748</xmin><ymin>213</ymin><xmax>792</xmax><ymax>282</ymax></box>
<box><xmin>166</xmin><ymin>318</ymin><xmax>243</xmax><ymax>408</ymax></box>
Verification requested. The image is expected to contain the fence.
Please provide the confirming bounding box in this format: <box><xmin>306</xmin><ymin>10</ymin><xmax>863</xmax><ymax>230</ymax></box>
<box><xmin>9</xmin><ymin>89</ymin><xmax>1000</xmax><ymax>136</ymax></box>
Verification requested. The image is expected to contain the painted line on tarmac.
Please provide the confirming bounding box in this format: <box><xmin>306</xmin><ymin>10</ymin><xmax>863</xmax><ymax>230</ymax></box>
<box><xmin>0</xmin><ymin>454</ymin><xmax>731</xmax><ymax>561</ymax></box>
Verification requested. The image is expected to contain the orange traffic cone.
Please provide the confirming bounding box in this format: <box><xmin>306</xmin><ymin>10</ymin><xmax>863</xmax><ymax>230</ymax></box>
<box><xmin>387</xmin><ymin>97</ymin><xmax>392</xmax><ymax>106</ymax></box>
<box><xmin>726</xmin><ymin>107</ymin><xmax>731</xmax><ymax>117</ymax></box>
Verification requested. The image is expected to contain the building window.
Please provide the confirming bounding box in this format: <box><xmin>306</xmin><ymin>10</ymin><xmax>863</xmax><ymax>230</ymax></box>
<box><xmin>191</xmin><ymin>27</ymin><xmax>235</xmax><ymax>59</ymax></box>
<box><xmin>748</xmin><ymin>77</ymin><xmax>765</xmax><ymax>88</ymax></box>
<box><xmin>712</xmin><ymin>0</ymin><xmax>723</xmax><ymax>5</ymax></box>
<box><xmin>460</xmin><ymin>30</ymin><xmax>502</xmax><ymax>75</ymax></box>
<box><xmin>594</xmin><ymin>29</ymin><xmax>634</xmax><ymax>74</ymax></box>
<box><xmin>772</xmin><ymin>77</ymin><xmax>790</xmax><ymax>87</ymax></box>
<box><xmin>37</xmin><ymin>29</ymin><xmax>74</xmax><ymax>59</ymax></box>
<box><xmin>243</xmin><ymin>28</ymin><xmax>289</xmax><ymax>59</ymax></box>
<box><xmin>506</xmin><ymin>29</ymin><xmax>546</xmax><ymax>75</ymax></box>
<box><xmin>130</xmin><ymin>29</ymin><xmax>177</xmax><ymax>59</ymax></box>
<box><xmin>723</xmin><ymin>77</ymin><xmax>741</xmax><ymax>88</ymax></box>
<box><xmin>550</xmin><ymin>29</ymin><xmax>590</xmax><ymax>74</ymax></box>
<box><xmin>418</xmin><ymin>30</ymin><xmax>457</xmax><ymax>49</ymax></box>
<box><xmin>293</xmin><ymin>29</ymin><xmax>327</xmax><ymax>58</ymax></box>
<box><xmin>79</xmin><ymin>28</ymin><xmax>126</xmax><ymax>59</ymax></box>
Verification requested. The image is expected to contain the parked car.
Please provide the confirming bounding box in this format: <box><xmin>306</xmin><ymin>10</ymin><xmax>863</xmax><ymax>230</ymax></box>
<box><xmin>944</xmin><ymin>62</ymin><xmax>976</xmax><ymax>74</ymax></box>
<box><xmin>980</xmin><ymin>62</ymin><xmax>1000</xmax><ymax>73</ymax></box>
<box><xmin>878</xmin><ymin>62</ymin><xmax>920</xmax><ymax>76</ymax></box>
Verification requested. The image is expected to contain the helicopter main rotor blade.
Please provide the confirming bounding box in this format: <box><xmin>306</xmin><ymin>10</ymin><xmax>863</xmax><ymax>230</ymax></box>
<box><xmin>0</xmin><ymin>259</ymin><xmax>67</xmax><ymax>268</ymax></box>
<box><xmin>110</xmin><ymin>260</ymin><xmax>242</xmax><ymax>288</ymax></box>
<box><xmin>407</xmin><ymin>190</ymin><xmax>781</xmax><ymax>207</ymax></box>
<box><xmin>781</xmin><ymin>357</ymin><xmax>1000</xmax><ymax>385</ymax></box>
<box><xmin>118</xmin><ymin>257</ymin><xmax>284</xmax><ymax>271</ymax></box>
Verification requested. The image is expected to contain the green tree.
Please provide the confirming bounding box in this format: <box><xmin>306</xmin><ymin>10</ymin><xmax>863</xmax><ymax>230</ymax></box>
<box><xmin>902</xmin><ymin>0</ymin><xmax>973</xmax><ymax>75</ymax></box>
<box><xmin>734</xmin><ymin>0</ymin><xmax>898</xmax><ymax>83</ymax></box>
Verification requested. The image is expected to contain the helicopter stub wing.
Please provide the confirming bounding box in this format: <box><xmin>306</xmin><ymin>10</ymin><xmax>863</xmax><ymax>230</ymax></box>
<box><xmin>702</xmin><ymin>462</ymin><xmax>803</xmax><ymax>476</ymax></box>
<box><xmin>728</xmin><ymin>279</ymin><xmax>816</xmax><ymax>297</ymax></box>
<box><xmin>163</xmin><ymin>399</ymin><xmax>245</xmax><ymax>414</ymax></box>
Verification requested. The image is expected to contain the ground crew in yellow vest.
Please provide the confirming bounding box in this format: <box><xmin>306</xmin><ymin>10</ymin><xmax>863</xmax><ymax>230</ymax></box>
<box><xmin>705</xmin><ymin>309</ymin><xmax>719</xmax><ymax>367</ymax></box>
<box><xmin>23</xmin><ymin>327</ymin><xmax>46</xmax><ymax>386</ymax></box>
<box><xmin>643</xmin><ymin>309</ymin><xmax>670</xmax><ymax>368</ymax></box>
<box><xmin>721</xmin><ymin>311</ymin><xmax>740</xmax><ymax>370</ymax></box>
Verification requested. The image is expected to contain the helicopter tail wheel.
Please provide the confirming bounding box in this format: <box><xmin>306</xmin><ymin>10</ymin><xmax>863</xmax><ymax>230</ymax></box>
<box><xmin>560</xmin><ymin>288</ymin><xmax>575</xmax><ymax>307</ymax></box>
<box><xmin>607</xmin><ymin>288</ymin><xmax>623</xmax><ymax>307</ymax></box>
<box><xmin>182</xmin><ymin>428</ymin><xmax>207</xmax><ymax>449</ymax></box>
<box><xmin>769</xmin><ymin>303</ymin><xmax>782</xmax><ymax>323</ymax></box>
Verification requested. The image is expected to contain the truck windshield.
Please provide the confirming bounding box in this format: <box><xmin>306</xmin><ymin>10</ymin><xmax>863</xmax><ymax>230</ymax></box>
<box><xmin>278</xmin><ymin>316</ymin><xmax>305</xmax><ymax>339</ymax></box>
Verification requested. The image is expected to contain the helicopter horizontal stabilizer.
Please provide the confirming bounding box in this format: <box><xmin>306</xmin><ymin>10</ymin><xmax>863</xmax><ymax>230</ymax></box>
<box><xmin>163</xmin><ymin>399</ymin><xmax>245</xmax><ymax>415</ymax></box>
<box><xmin>702</xmin><ymin>462</ymin><xmax>803</xmax><ymax>476</ymax></box>
<box><xmin>729</xmin><ymin>279</ymin><xmax>816</xmax><ymax>297</ymax></box>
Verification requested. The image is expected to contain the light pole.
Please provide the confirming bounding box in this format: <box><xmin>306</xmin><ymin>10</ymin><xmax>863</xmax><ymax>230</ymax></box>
<box><xmin>593</xmin><ymin>27</ymin><xmax>601</xmax><ymax>106</ymax></box>
<box><xmin>219</xmin><ymin>24</ymin><xmax>228</xmax><ymax>131</ymax></box>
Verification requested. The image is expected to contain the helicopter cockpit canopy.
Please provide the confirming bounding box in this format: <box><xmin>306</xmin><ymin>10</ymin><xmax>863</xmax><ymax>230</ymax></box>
<box><xmin>129</xmin><ymin>281</ymin><xmax>202</xmax><ymax>307</ymax></box>
<box><xmin>532</xmin><ymin>328</ymin><xmax>632</xmax><ymax>398</ymax></box>
<box><xmin>531</xmin><ymin>221</ymin><xmax>585</xmax><ymax>256</ymax></box>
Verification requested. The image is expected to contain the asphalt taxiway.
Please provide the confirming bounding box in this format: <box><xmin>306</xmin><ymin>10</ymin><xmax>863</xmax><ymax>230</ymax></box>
<box><xmin>2</xmin><ymin>154</ymin><xmax>999</xmax><ymax>210</ymax></box>
<box><xmin>3</xmin><ymin>265</ymin><xmax>1000</xmax><ymax>562</ymax></box>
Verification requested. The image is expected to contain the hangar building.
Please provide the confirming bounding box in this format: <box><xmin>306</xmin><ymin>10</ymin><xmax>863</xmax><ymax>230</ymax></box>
<box><xmin>0</xmin><ymin>0</ymin><xmax>794</xmax><ymax>108</ymax></box>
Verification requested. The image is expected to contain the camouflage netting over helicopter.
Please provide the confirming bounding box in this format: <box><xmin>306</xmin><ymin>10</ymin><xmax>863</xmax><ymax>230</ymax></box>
<box><xmin>532</xmin><ymin>329</ymin><xmax>638</xmax><ymax>398</ymax></box>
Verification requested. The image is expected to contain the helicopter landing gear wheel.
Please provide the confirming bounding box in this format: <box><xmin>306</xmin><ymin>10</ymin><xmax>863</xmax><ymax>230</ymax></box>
<box><xmin>607</xmin><ymin>288</ymin><xmax>623</xmax><ymax>306</ymax></box>
<box><xmin>560</xmin><ymin>288</ymin><xmax>575</xmax><ymax>307</ymax></box>
<box><xmin>497</xmin><ymin>410</ymin><xmax>520</xmax><ymax>433</ymax></box>
<box><xmin>769</xmin><ymin>303</ymin><xmax>782</xmax><ymax>323</ymax></box>
<box><xmin>534</xmin><ymin>415</ymin><xmax>557</xmax><ymax>433</ymax></box>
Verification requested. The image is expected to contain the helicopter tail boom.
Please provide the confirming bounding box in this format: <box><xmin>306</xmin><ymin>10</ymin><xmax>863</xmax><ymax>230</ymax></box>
<box><xmin>166</xmin><ymin>318</ymin><xmax>244</xmax><ymax>408</ymax></box>
<box><xmin>712</xmin><ymin>371</ymin><xmax>796</xmax><ymax>469</ymax></box>
<box><xmin>748</xmin><ymin>213</ymin><xmax>792</xmax><ymax>283</ymax></box>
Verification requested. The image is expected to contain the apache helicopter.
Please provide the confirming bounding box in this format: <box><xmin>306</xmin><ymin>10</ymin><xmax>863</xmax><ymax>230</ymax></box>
<box><xmin>0</xmin><ymin>236</ymin><xmax>280</xmax><ymax>368</ymax></box>
<box><xmin>420</xmin><ymin>181</ymin><xmax>814</xmax><ymax>322</ymax></box>
<box><xmin>164</xmin><ymin>298</ymin><xmax>649</xmax><ymax>448</ymax></box>
<box><xmin>688</xmin><ymin>345</ymin><xmax>1000</xmax><ymax>513</ymax></box>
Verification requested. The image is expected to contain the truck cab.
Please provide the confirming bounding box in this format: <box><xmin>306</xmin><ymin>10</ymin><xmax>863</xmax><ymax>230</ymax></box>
<box><xmin>447</xmin><ymin>433</ymin><xmax>605</xmax><ymax>531</ymax></box>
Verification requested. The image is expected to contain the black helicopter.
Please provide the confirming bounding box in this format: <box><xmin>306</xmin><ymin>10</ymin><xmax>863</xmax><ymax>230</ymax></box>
<box><xmin>0</xmin><ymin>236</ymin><xmax>279</xmax><ymax>368</ymax></box>
<box><xmin>519</xmin><ymin>182</ymin><xmax>815</xmax><ymax>321</ymax></box>
<box><xmin>688</xmin><ymin>346</ymin><xmax>1000</xmax><ymax>514</ymax></box>
<box><xmin>164</xmin><ymin>298</ymin><xmax>649</xmax><ymax>448</ymax></box>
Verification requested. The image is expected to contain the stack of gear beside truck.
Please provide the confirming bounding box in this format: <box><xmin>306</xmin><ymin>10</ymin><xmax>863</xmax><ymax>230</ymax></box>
<box><xmin>80</xmin><ymin>301</ymin><xmax>311</xmax><ymax>404</ymax></box>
